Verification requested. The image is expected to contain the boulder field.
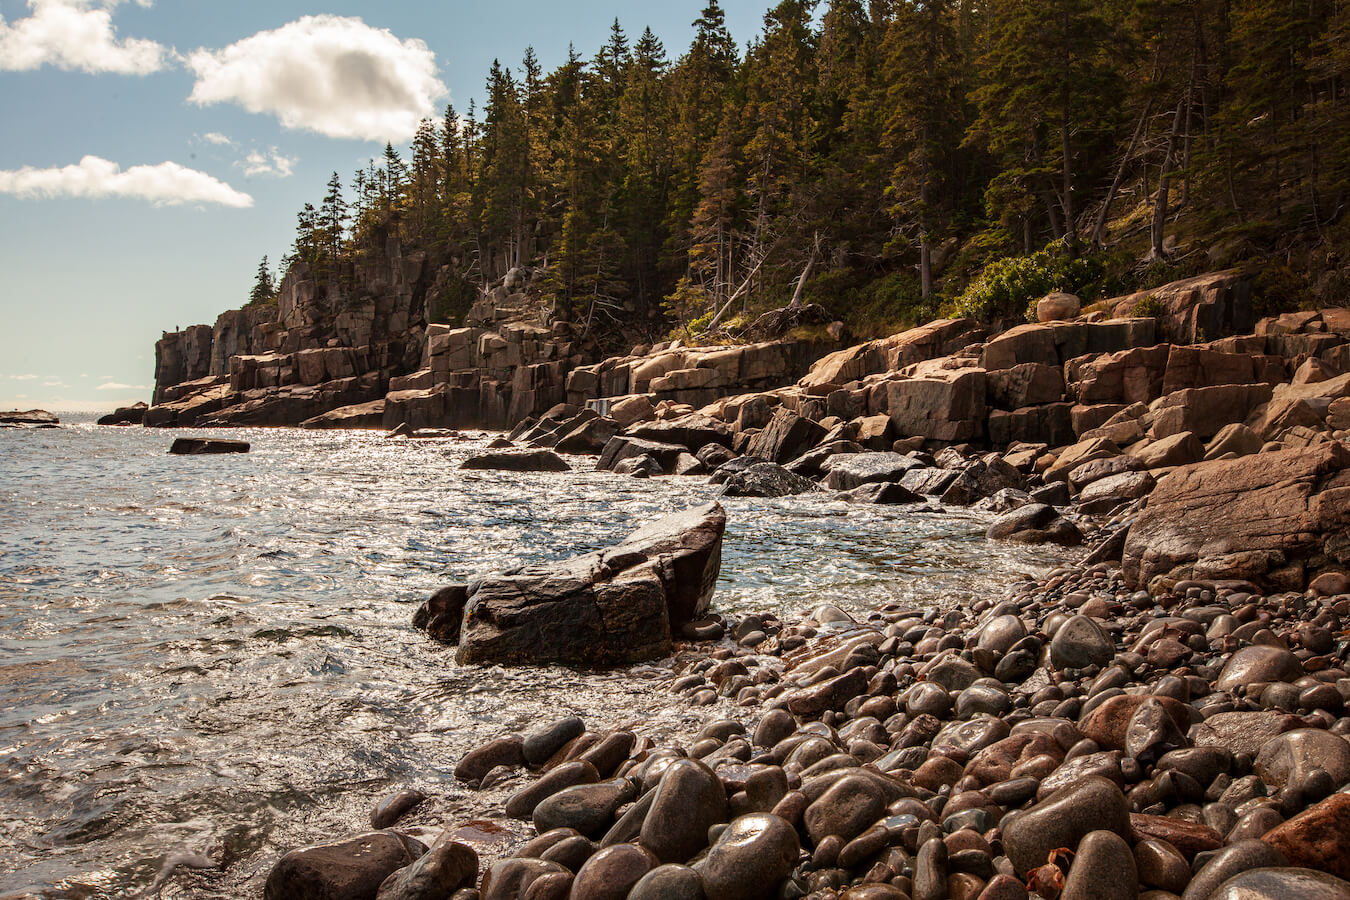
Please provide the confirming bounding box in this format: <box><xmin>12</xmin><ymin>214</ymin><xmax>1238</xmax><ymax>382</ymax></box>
<box><xmin>268</xmin><ymin>548</ymin><xmax>1350</xmax><ymax>900</ymax></box>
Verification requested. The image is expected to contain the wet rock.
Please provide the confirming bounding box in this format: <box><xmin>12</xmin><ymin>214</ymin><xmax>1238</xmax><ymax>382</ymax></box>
<box><xmin>1133</xmin><ymin>838</ymin><xmax>1190</xmax><ymax>894</ymax></box>
<box><xmin>842</xmin><ymin>482</ymin><xmax>923</xmax><ymax>504</ymax></box>
<box><xmin>718</xmin><ymin>462</ymin><xmax>819</xmax><ymax>498</ymax></box>
<box><xmin>570</xmin><ymin>844</ymin><xmax>656</xmax><ymax>900</ymax></box>
<box><xmin>640</xmin><ymin>759</ymin><xmax>728</xmax><ymax>864</ymax></box>
<box><xmin>460</xmin><ymin>450</ymin><xmax>571</xmax><ymax>472</ymax></box>
<box><xmin>691</xmin><ymin>814</ymin><xmax>800</xmax><ymax>900</ymax></box>
<box><xmin>1254</xmin><ymin>729</ymin><xmax>1350</xmax><ymax>792</ymax></box>
<box><xmin>1192</xmin><ymin>711</ymin><xmax>1304</xmax><ymax>757</ymax></box>
<box><xmin>169</xmin><ymin>438</ymin><xmax>250</xmax><ymax>454</ymax></box>
<box><xmin>976</xmin><ymin>615</ymin><xmax>1027</xmax><ymax>656</ymax></box>
<box><xmin>376</xmin><ymin>839</ymin><xmax>478</xmax><ymax>900</ymax></box>
<box><xmin>822</xmin><ymin>452</ymin><xmax>922</xmax><ymax>491</ymax></box>
<box><xmin>629</xmin><ymin>864</ymin><xmax>706</xmax><ymax>900</ymax></box>
<box><xmin>747</xmin><ymin>409</ymin><xmax>828</xmax><ymax>464</ymax></box>
<box><xmin>265</xmin><ymin>831</ymin><xmax>427</xmax><ymax>900</ymax></box>
<box><xmin>1061</xmin><ymin>830</ymin><xmax>1136</xmax><ymax>900</ymax></box>
<box><xmin>1215</xmin><ymin>646</ymin><xmax>1304</xmax><ymax>692</ymax></box>
<box><xmin>1261</xmin><ymin>791</ymin><xmax>1350</xmax><ymax>878</ymax></box>
<box><xmin>987</xmin><ymin>503</ymin><xmax>1083</xmax><ymax>546</ymax></box>
<box><xmin>1206</xmin><ymin>867</ymin><xmax>1350</xmax><ymax>899</ymax></box>
<box><xmin>479</xmin><ymin>858</ymin><xmax>571</xmax><ymax>900</ymax></box>
<box><xmin>1080</xmin><ymin>695</ymin><xmax>1192</xmax><ymax>752</ymax></box>
<box><xmin>506</xmin><ymin>761</ymin><xmax>600</xmax><ymax>820</ymax></box>
<box><xmin>454</xmin><ymin>503</ymin><xmax>726</xmax><ymax>666</ymax></box>
<box><xmin>533</xmin><ymin>778</ymin><xmax>638</xmax><ymax>839</ymax></box>
<box><xmin>1180</xmin><ymin>841</ymin><xmax>1287</xmax><ymax>900</ymax></box>
<box><xmin>371</xmin><ymin>790</ymin><xmax>428</xmax><ymax>830</ymax></box>
<box><xmin>804</xmin><ymin>774</ymin><xmax>888</xmax><ymax>844</ymax></box>
<box><xmin>1002</xmin><ymin>776</ymin><xmax>1131</xmax><ymax>876</ymax></box>
<box><xmin>1129</xmin><ymin>815</ymin><xmax>1222</xmax><ymax>859</ymax></box>
<box><xmin>455</xmin><ymin>736</ymin><xmax>525</xmax><ymax>784</ymax></box>
<box><xmin>523</xmin><ymin>717</ymin><xmax>586</xmax><ymax>767</ymax></box>
<box><xmin>1050</xmin><ymin>615</ymin><xmax>1115</xmax><ymax>669</ymax></box>
<box><xmin>786</xmin><ymin>668</ymin><xmax>868</xmax><ymax>718</ymax></box>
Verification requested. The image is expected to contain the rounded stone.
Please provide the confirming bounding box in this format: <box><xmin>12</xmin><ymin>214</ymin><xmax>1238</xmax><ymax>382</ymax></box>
<box><xmin>1061</xmin><ymin>830</ymin><xmax>1136</xmax><ymax>900</ymax></box>
<box><xmin>1002</xmin><ymin>776</ymin><xmax>1131</xmax><ymax>876</ymax></box>
<box><xmin>1254</xmin><ymin>729</ymin><xmax>1350</xmax><ymax>792</ymax></box>
<box><xmin>1050</xmin><ymin>615</ymin><xmax>1114</xmax><ymax>670</ymax></box>
<box><xmin>524</xmin><ymin>716</ymin><xmax>586</xmax><ymax>766</ymax></box>
<box><xmin>628</xmin><ymin>863</ymin><xmax>706</xmax><ymax>900</ymax></box>
<box><xmin>1181</xmin><ymin>840</ymin><xmax>1288</xmax><ymax>900</ymax></box>
<box><xmin>978</xmin><ymin>615</ymin><xmax>1028</xmax><ymax>655</ymax></box>
<box><xmin>265</xmin><ymin>832</ymin><xmax>426</xmax><ymax>900</ymax></box>
<box><xmin>376</xmin><ymin>839</ymin><xmax>478</xmax><ymax>900</ymax></box>
<box><xmin>1133</xmin><ymin>838</ymin><xmax>1190</xmax><ymax>894</ymax></box>
<box><xmin>1215</xmin><ymin>646</ymin><xmax>1303</xmax><ymax>692</ymax></box>
<box><xmin>1207</xmin><ymin>866</ymin><xmax>1350</xmax><ymax>899</ymax></box>
<box><xmin>570</xmin><ymin>843</ymin><xmax>656</xmax><ymax>900</ymax></box>
<box><xmin>478</xmin><ymin>858</ymin><xmax>570</xmax><ymax>900</ymax></box>
<box><xmin>691</xmin><ymin>814</ymin><xmax>800</xmax><ymax>900</ymax></box>
<box><xmin>532</xmin><ymin>778</ymin><xmax>637</xmax><ymax>839</ymax></box>
<box><xmin>803</xmin><ymin>774</ymin><xmax>887</xmax><ymax>844</ymax></box>
<box><xmin>639</xmin><ymin>759</ymin><xmax>729</xmax><ymax>864</ymax></box>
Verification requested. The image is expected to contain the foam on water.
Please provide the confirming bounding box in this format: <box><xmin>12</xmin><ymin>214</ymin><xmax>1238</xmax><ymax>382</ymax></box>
<box><xmin>0</xmin><ymin>423</ymin><xmax>1060</xmax><ymax>897</ymax></box>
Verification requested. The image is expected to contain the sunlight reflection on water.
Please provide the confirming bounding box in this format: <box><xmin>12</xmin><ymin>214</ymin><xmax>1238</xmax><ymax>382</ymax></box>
<box><xmin>0</xmin><ymin>423</ymin><xmax>1061</xmax><ymax>897</ymax></box>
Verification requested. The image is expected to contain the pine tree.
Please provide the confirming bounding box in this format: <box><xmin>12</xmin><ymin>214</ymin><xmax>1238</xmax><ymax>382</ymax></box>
<box><xmin>967</xmin><ymin>0</ymin><xmax>1125</xmax><ymax>255</ymax></box>
<box><xmin>248</xmin><ymin>255</ymin><xmax>275</xmax><ymax>305</ymax></box>
<box><xmin>885</xmin><ymin>0</ymin><xmax>965</xmax><ymax>297</ymax></box>
<box><xmin>319</xmin><ymin>172</ymin><xmax>348</xmax><ymax>268</ymax></box>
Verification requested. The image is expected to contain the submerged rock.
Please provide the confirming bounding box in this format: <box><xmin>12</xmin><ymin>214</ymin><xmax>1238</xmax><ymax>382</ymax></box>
<box><xmin>168</xmin><ymin>438</ymin><xmax>250</xmax><ymax>454</ymax></box>
<box><xmin>718</xmin><ymin>462</ymin><xmax>818</xmax><ymax>498</ymax></box>
<box><xmin>420</xmin><ymin>503</ymin><xmax>726</xmax><ymax>666</ymax></box>
<box><xmin>460</xmin><ymin>449</ymin><xmax>571</xmax><ymax>472</ymax></box>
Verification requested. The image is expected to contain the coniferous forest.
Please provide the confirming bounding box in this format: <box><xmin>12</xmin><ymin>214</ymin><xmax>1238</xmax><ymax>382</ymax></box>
<box><xmin>264</xmin><ymin>0</ymin><xmax>1350</xmax><ymax>347</ymax></box>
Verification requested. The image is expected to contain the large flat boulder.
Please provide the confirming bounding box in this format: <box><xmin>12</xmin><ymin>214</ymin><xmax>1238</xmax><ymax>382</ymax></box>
<box><xmin>1123</xmin><ymin>444</ymin><xmax>1350</xmax><ymax>592</ymax></box>
<box><xmin>887</xmin><ymin>363</ymin><xmax>987</xmax><ymax>442</ymax></box>
<box><xmin>429</xmin><ymin>503</ymin><xmax>727</xmax><ymax>667</ymax></box>
<box><xmin>300</xmin><ymin>399</ymin><xmax>387</xmax><ymax>429</ymax></box>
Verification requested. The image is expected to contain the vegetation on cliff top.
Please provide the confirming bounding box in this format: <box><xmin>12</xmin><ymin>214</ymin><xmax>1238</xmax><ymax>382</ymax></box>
<box><xmin>263</xmin><ymin>0</ymin><xmax>1349</xmax><ymax>347</ymax></box>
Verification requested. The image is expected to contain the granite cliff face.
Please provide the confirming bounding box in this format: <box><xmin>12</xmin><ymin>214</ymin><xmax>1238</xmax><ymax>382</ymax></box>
<box><xmin>147</xmin><ymin>243</ymin><xmax>846</xmax><ymax>431</ymax></box>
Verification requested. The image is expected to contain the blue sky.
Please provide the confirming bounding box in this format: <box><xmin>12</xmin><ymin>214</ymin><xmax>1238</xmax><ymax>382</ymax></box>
<box><xmin>0</xmin><ymin>0</ymin><xmax>768</xmax><ymax>412</ymax></box>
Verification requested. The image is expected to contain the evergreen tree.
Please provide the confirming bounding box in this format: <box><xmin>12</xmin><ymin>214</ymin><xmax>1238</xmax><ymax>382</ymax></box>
<box><xmin>248</xmin><ymin>255</ymin><xmax>275</xmax><ymax>305</ymax></box>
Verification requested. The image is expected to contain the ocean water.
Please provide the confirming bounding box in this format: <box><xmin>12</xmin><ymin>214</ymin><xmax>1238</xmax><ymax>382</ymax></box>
<box><xmin>0</xmin><ymin>421</ymin><xmax>1062</xmax><ymax>897</ymax></box>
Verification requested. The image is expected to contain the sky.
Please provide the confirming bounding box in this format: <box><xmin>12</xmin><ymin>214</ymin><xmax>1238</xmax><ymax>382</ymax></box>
<box><xmin>0</xmin><ymin>0</ymin><xmax>770</xmax><ymax>412</ymax></box>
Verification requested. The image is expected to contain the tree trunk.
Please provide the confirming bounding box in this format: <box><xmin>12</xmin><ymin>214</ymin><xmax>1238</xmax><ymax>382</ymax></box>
<box><xmin>1092</xmin><ymin>95</ymin><xmax>1155</xmax><ymax>248</ymax></box>
<box><xmin>1151</xmin><ymin>97</ymin><xmax>1186</xmax><ymax>261</ymax></box>
<box><xmin>789</xmin><ymin>232</ymin><xmax>821</xmax><ymax>309</ymax></box>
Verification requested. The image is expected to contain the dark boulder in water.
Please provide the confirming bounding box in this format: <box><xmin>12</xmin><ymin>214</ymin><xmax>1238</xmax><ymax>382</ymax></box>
<box><xmin>264</xmin><ymin>831</ymin><xmax>426</xmax><ymax>900</ymax></box>
<box><xmin>0</xmin><ymin>409</ymin><xmax>59</xmax><ymax>426</ymax></box>
<box><xmin>460</xmin><ymin>449</ymin><xmax>571</xmax><ymax>472</ymax></box>
<box><xmin>97</xmin><ymin>402</ymin><xmax>148</xmax><ymax>426</ymax></box>
<box><xmin>417</xmin><ymin>503</ymin><xmax>726</xmax><ymax>667</ymax></box>
<box><xmin>168</xmin><ymin>438</ymin><xmax>249</xmax><ymax>455</ymax></box>
<box><xmin>718</xmin><ymin>462</ymin><xmax>817</xmax><ymax>498</ymax></box>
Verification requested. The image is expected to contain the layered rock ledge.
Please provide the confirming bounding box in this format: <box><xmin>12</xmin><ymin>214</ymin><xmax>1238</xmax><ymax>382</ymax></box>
<box><xmin>414</xmin><ymin>503</ymin><xmax>726</xmax><ymax>667</ymax></box>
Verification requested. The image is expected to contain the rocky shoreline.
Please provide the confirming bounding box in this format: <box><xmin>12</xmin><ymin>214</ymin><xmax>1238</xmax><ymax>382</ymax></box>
<box><xmin>262</xmin><ymin>521</ymin><xmax>1350</xmax><ymax>900</ymax></box>
<box><xmin>136</xmin><ymin>264</ymin><xmax>1350</xmax><ymax>898</ymax></box>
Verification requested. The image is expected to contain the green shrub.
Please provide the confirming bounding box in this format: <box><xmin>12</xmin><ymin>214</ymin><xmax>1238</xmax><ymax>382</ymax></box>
<box><xmin>943</xmin><ymin>244</ymin><xmax>1114</xmax><ymax>323</ymax></box>
<box><xmin>1132</xmin><ymin>295</ymin><xmax>1165</xmax><ymax>318</ymax></box>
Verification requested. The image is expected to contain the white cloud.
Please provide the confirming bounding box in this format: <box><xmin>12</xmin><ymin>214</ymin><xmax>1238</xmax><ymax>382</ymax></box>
<box><xmin>0</xmin><ymin>156</ymin><xmax>253</xmax><ymax>208</ymax></box>
<box><xmin>186</xmin><ymin>15</ymin><xmax>446</xmax><ymax>142</ymax></box>
<box><xmin>238</xmin><ymin>148</ymin><xmax>296</xmax><ymax>178</ymax></box>
<box><xmin>96</xmin><ymin>381</ymin><xmax>150</xmax><ymax>391</ymax></box>
<box><xmin>9</xmin><ymin>374</ymin><xmax>39</xmax><ymax>380</ymax></box>
<box><xmin>201</xmin><ymin>131</ymin><xmax>234</xmax><ymax>146</ymax></box>
<box><xmin>0</xmin><ymin>0</ymin><xmax>170</xmax><ymax>75</ymax></box>
<box><xmin>42</xmin><ymin>379</ymin><xmax>65</xmax><ymax>387</ymax></box>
